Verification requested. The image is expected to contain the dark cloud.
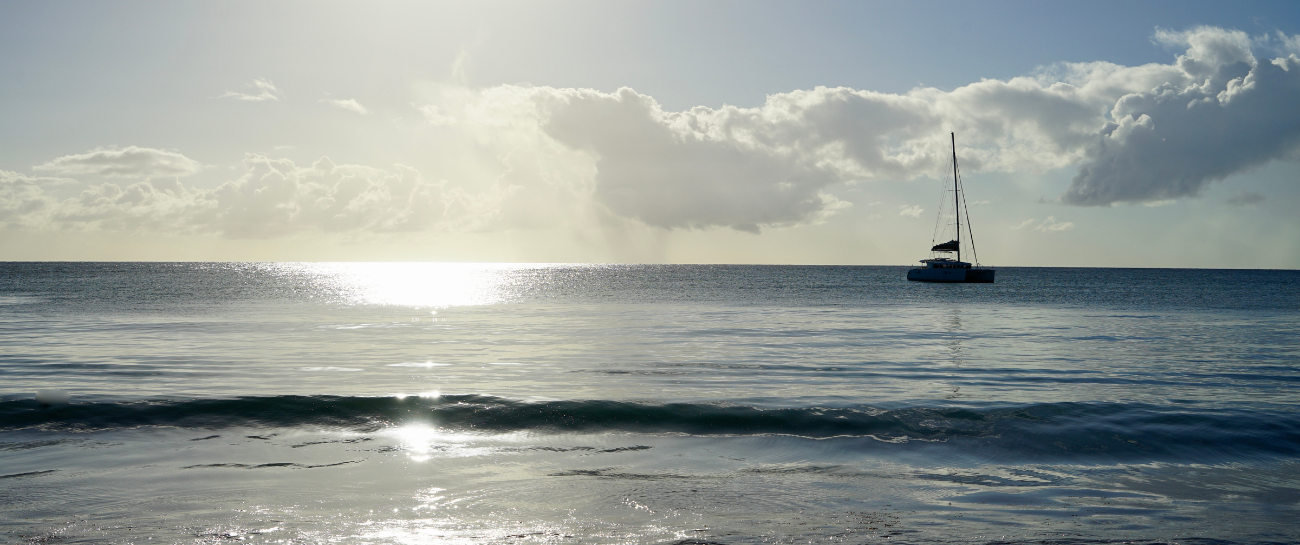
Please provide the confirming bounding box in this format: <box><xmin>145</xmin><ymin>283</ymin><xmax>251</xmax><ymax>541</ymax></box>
<box><xmin>1225</xmin><ymin>190</ymin><xmax>1266</xmax><ymax>206</ymax></box>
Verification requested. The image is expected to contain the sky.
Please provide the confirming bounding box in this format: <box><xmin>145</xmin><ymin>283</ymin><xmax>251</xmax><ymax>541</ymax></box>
<box><xmin>1</xmin><ymin>0</ymin><xmax>1298</xmax><ymax>267</ymax></box>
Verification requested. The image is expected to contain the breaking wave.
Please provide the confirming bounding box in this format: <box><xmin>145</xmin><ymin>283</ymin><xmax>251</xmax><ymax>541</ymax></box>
<box><xmin>4</xmin><ymin>394</ymin><xmax>1298</xmax><ymax>463</ymax></box>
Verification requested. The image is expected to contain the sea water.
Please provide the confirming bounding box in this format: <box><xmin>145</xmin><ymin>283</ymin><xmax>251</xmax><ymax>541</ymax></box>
<box><xmin>1</xmin><ymin>262</ymin><xmax>1298</xmax><ymax>544</ymax></box>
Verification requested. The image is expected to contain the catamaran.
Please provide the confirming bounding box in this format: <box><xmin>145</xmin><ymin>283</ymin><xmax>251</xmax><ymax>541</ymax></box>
<box><xmin>906</xmin><ymin>133</ymin><xmax>995</xmax><ymax>283</ymax></box>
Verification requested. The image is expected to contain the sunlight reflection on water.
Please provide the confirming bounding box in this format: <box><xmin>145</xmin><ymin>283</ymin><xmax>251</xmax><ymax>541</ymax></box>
<box><xmin>265</xmin><ymin>262</ymin><xmax>561</xmax><ymax>308</ymax></box>
<box><xmin>387</xmin><ymin>422</ymin><xmax>504</xmax><ymax>462</ymax></box>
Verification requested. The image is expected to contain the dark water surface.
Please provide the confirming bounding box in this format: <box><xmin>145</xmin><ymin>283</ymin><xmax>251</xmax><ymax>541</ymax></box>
<box><xmin>1</xmin><ymin>263</ymin><xmax>1298</xmax><ymax>544</ymax></box>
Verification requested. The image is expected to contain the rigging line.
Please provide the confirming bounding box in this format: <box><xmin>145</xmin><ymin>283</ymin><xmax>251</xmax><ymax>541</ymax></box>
<box><xmin>956</xmin><ymin>161</ymin><xmax>980</xmax><ymax>267</ymax></box>
<box><xmin>929</xmin><ymin>155</ymin><xmax>948</xmax><ymax>249</ymax></box>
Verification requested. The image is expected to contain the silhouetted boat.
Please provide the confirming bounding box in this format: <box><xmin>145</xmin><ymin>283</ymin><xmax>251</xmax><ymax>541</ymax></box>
<box><xmin>907</xmin><ymin>133</ymin><xmax>995</xmax><ymax>283</ymax></box>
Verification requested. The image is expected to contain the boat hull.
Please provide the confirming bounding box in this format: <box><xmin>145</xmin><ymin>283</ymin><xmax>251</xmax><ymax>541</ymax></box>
<box><xmin>906</xmin><ymin>268</ymin><xmax>995</xmax><ymax>283</ymax></box>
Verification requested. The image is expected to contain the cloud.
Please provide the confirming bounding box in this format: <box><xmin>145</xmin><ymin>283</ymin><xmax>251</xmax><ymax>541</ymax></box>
<box><xmin>8</xmin><ymin>26</ymin><xmax>1293</xmax><ymax>239</ymax></box>
<box><xmin>5</xmin><ymin>155</ymin><xmax>485</xmax><ymax>237</ymax></box>
<box><xmin>447</xmin><ymin>75</ymin><xmax>1129</xmax><ymax>231</ymax></box>
<box><xmin>439</xmin><ymin>28</ymin><xmax>1294</xmax><ymax>230</ymax></box>
<box><xmin>324</xmin><ymin>98</ymin><xmax>369</xmax><ymax>115</ymax></box>
<box><xmin>1063</xmin><ymin>27</ymin><xmax>1300</xmax><ymax>205</ymax></box>
<box><xmin>898</xmin><ymin>205</ymin><xmax>924</xmax><ymax>218</ymax></box>
<box><xmin>1013</xmin><ymin>216</ymin><xmax>1074</xmax><ymax>233</ymax></box>
<box><xmin>0</xmin><ymin>171</ymin><xmax>60</xmax><ymax>226</ymax></box>
<box><xmin>1266</xmin><ymin>31</ymin><xmax>1300</xmax><ymax>56</ymax></box>
<box><xmin>32</xmin><ymin>147</ymin><xmax>201</xmax><ymax>178</ymax></box>
<box><xmin>1224</xmin><ymin>190</ymin><xmax>1265</xmax><ymax>206</ymax></box>
<box><xmin>206</xmin><ymin>155</ymin><xmax>472</xmax><ymax>238</ymax></box>
<box><xmin>49</xmin><ymin>177</ymin><xmax>201</xmax><ymax>232</ymax></box>
<box><xmin>0</xmin><ymin>170</ymin><xmax>75</xmax><ymax>187</ymax></box>
<box><xmin>530</xmin><ymin>87</ymin><xmax>855</xmax><ymax>232</ymax></box>
<box><xmin>417</xmin><ymin>104</ymin><xmax>456</xmax><ymax>126</ymax></box>
<box><xmin>220</xmin><ymin>78</ymin><xmax>281</xmax><ymax>102</ymax></box>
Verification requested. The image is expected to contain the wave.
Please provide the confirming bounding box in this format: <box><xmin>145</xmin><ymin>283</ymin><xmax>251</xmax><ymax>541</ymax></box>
<box><xmin>3</xmin><ymin>394</ymin><xmax>1298</xmax><ymax>462</ymax></box>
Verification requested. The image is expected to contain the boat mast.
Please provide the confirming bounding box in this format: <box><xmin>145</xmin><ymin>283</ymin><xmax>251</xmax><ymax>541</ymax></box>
<box><xmin>952</xmin><ymin>132</ymin><xmax>960</xmax><ymax>263</ymax></box>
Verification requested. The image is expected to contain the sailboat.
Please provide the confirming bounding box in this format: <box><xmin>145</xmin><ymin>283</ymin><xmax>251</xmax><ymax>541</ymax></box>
<box><xmin>906</xmin><ymin>133</ymin><xmax>995</xmax><ymax>283</ymax></box>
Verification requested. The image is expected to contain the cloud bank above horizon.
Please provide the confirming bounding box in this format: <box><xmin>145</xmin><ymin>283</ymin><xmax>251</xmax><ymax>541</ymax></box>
<box><xmin>1</xmin><ymin>26</ymin><xmax>1297</xmax><ymax>241</ymax></box>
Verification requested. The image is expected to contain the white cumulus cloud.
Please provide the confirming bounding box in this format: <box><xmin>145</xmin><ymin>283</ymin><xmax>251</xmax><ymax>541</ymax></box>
<box><xmin>1062</xmin><ymin>27</ymin><xmax>1300</xmax><ymax>205</ymax></box>
<box><xmin>324</xmin><ymin>98</ymin><xmax>369</xmax><ymax>115</ymax></box>
<box><xmin>898</xmin><ymin>205</ymin><xmax>924</xmax><ymax>218</ymax></box>
<box><xmin>32</xmin><ymin>147</ymin><xmax>201</xmax><ymax>178</ymax></box>
<box><xmin>530</xmin><ymin>87</ymin><xmax>853</xmax><ymax>232</ymax></box>
<box><xmin>5</xmin><ymin>155</ymin><xmax>486</xmax><ymax>237</ymax></box>
<box><xmin>0</xmin><ymin>171</ymin><xmax>62</xmax><ymax>226</ymax></box>
<box><xmin>205</xmin><ymin>155</ymin><xmax>468</xmax><ymax>238</ymax></box>
<box><xmin>220</xmin><ymin>78</ymin><xmax>281</xmax><ymax>102</ymax></box>
<box><xmin>417</xmin><ymin>104</ymin><xmax>456</xmax><ymax>126</ymax></box>
<box><xmin>1013</xmin><ymin>216</ymin><xmax>1074</xmax><ymax>233</ymax></box>
<box><xmin>427</xmin><ymin>27</ymin><xmax>1298</xmax><ymax>231</ymax></box>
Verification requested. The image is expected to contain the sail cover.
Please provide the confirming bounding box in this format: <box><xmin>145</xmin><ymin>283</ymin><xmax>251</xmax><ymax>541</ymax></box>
<box><xmin>931</xmin><ymin>240</ymin><xmax>959</xmax><ymax>252</ymax></box>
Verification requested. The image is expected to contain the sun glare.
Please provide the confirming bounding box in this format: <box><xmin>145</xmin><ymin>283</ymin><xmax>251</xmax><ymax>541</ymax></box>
<box><xmin>391</xmin><ymin>424</ymin><xmax>445</xmax><ymax>462</ymax></box>
<box><xmin>273</xmin><ymin>262</ymin><xmax>556</xmax><ymax>308</ymax></box>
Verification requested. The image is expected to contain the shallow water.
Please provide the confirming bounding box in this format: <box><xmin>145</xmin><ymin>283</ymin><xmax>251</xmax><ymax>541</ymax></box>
<box><xmin>1</xmin><ymin>263</ymin><xmax>1298</xmax><ymax>544</ymax></box>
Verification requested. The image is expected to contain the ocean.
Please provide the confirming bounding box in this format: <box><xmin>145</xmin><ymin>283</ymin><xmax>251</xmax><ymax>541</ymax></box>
<box><xmin>1</xmin><ymin>262</ymin><xmax>1298</xmax><ymax>544</ymax></box>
